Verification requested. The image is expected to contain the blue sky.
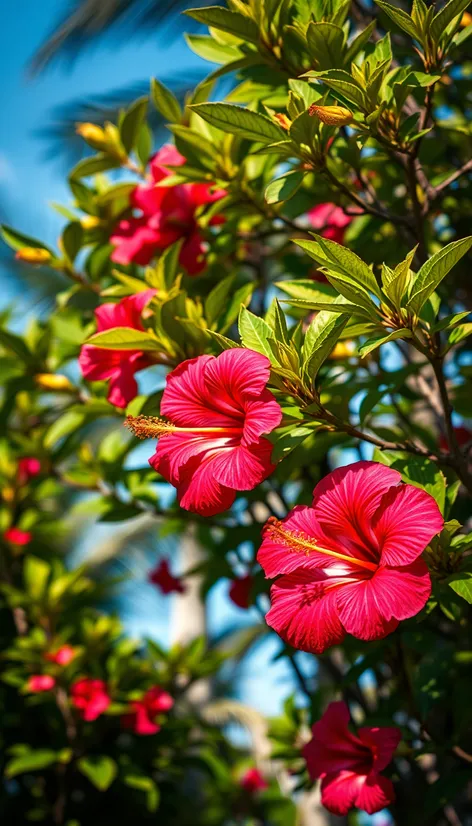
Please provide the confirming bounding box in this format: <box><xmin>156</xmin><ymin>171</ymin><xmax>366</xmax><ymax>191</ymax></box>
<box><xmin>0</xmin><ymin>0</ymin><xmax>202</xmax><ymax>290</ymax></box>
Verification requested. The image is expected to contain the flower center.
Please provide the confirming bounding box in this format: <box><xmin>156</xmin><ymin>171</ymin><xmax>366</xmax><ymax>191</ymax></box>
<box><xmin>125</xmin><ymin>414</ymin><xmax>243</xmax><ymax>440</ymax></box>
<box><xmin>264</xmin><ymin>517</ymin><xmax>378</xmax><ymax>573</ymax></box>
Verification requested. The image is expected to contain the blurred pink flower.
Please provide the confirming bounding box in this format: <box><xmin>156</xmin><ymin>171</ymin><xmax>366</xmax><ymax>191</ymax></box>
<box><xmin>110</xmin><ymin>145</ymin><xmax>226</xmax><ymax>275</ymax></box>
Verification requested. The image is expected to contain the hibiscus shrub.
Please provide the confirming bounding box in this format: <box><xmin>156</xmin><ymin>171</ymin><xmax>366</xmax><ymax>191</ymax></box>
<box><xmin>2</xmin><ymin>0</ymin><xmax>472</xmax><ymax>823</ymax></box>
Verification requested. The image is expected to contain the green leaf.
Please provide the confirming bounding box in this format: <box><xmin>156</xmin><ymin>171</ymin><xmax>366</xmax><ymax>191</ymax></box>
<box><xmin>124</xmin><ymin>775</ymin><xmax>160</xmax><ymax>812</ymax></box>
<box><xmin>69</xmin><ymin>154</ymin><xmax>121</xmax><ymax>179</ymax></box>
<box><xmin>265</xmin><ymin>170</ymin><xmax>304</xmax><ymax>204</ymax></box>
<box><xmin>0</xmin><ymin>329</ymin><xmax>36</xmax><ymax>364</ymax></box>
<box><xmin>24</xmin><ymin>557</ymin><xmax>50</xmax><ymax>601</ymax></box>
<box><xmin>120</xmin><ymin>97</ymin><xmax>149</xmax><ymax>155</ymax></box>
<box><xmin>302</xmin><ymin>308</ymin><xmax>349</xmax><ymax>380</ymax></box>
<box><xmin>382</xmin><ymin>247</ymin><xmax>416</xmax><ymax>309</ymax></box>
<box><xmin>375</xmin><ymin>0</ymin><xmax>420</xmax><ymax>39</ymax></box>
<box><xmin>238</xmin><ymin>306</ymin><xmax>273</xmax><ymax>359</ymax></box>
<box><xmin>430</xmin><ymin>311</ymin><xmax>470</xmax><ymax>333</ymax></box>
<box><xmin>6</xmin><ymin>750</ymin><xmax>58</xmax><ymax>778</ymax></box>
<box><xmin>190</xmin><ymin>103</ymin><xmax>285</xmax><ymax>144</ymax></box>
<box><xmin>315</xmin><ymin>234</ymin><xmax>381</xmax><ymax>297</ymax></box>
<box><xmin>205</xmin><ymin>275</ymin><xmax>236</xmax><ymax>326</ymax></box>
<box><xmin>302</xmin><ymin>69</ymin><xmax>366</xmax><ymax>109</ymax></box>
<box><xmin>373</xmin><ymin>452</ymin><xmax>446</xmax><ymax>513</ymax></box>
<box><xmin>78</xmin><ymin>756</ymin><xmax>117</xmax><ymax>791</ymax></box>
<box><xmin>345</xmin><ymin>20</ymin><xmax>377</xmax><ymax>64</ymax></box>
<box><xmin>447</xmin><ymin>322</ymin><xmax>472</xmax><ymax>348</ymax></box>
<box><xmin>431</xmin><ymin>0</ymin><xmax>472</xmax><ymax>42</ymax></box>
<box><xmin>62</xmin><ymin>222</ymin><xmax>84</xmax><ymax>263</ymax></box>
<box><xmin>271</xmin><ymin>426</ymin><xmax>314</xmax><ymax>462</ymax></box>
<box><xmin>150</xmin><ymin>78</ymin><xmax>181</xmax><ymax>123</ymax></box>
<box><xmin>281</xmin><ymin>296</ymin><xmax>359</xmax><ymax>314</ymax></box>
<box><xmin>275</xmin><ymin>279</ymin><xmax>337</xmax><ymax>302</ymax></box>
<box><xmin>306</xmin><ymin>22</ymin><xmax>346</xmax><ymax>69</ymax></box>
<box><xmin>86</xmin><ymin>327</ymin><xmax>161</xmax><ymax>351</ymax></box>
<box><xmin>185</xmin><ymin>6</ymin><xmax>260</xmax><ymax>43</ymax></box>
<box><xmin>44</xmin><ymin>409</ymin><xmax>88</xmax><ymax>449</ymax></box>
<box><xmin>358</xmin><ymin>328</ymin><xmax>412</xmax><ymax>357</ymax></box>
<box><xmin>185</xmin><ymin>33</ymin><xmax>243</xmax><ymax>64</ymax></box>
<box><xmin>448</xmin><ymin>572</ymin><xmax>472</xmax><ymax>604</ymax></box>
<box><xmin>1</xmin><ymin>224</ymin><xmax>53</xmax><ymax>255</ymax></box>
<box><xmin>407</xmin><ymin>237</ymin><xmax>472</xmax><ymax>315</ymax></box>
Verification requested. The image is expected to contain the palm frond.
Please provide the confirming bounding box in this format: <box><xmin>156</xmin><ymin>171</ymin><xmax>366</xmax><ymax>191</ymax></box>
<box><xmin>30</xmin><ymin>0</ymin><xmax>218</xmax><ymax>73</ymax></box>
<box><xmin>37</xmin><ymin>73</ymin><xmax>204</xmax><ymax>167</ymax></box>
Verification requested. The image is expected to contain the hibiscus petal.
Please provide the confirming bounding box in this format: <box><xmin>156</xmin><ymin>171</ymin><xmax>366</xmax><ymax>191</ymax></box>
<box><xmin>335</xmin><ymin>563</ymin><xmax>432</xmax><ymax>641</ymax></box>
<box><xmin>266</xmin><ymin>568</ymin><xmax>346</xmax><ymax>654</ymax></box>
<box><xmin>107</xmin><ymin>366</ymin><xmax>139</xmax><ymax>409</ymax></box>
<box><xmin>110</xmin><ymin>221</ymin><xmax>163</xmax><ymax>266</ymax></box>
<box><xmin>355</xmin><ymin>772</ymin><xmax>396</xmax><ymax>814</ymax></box>
<box><xmin>161</xmin><ymin>355</ymin><xmax>241</xmax><ymax>429</ymax></box>
<box><xmin>180</xmin><ymin>230</ymin><xmax>207</xmax><ymax>275</ymax></box>
<box><xmin>205</xmin><ymin>348</ymin><xmax>273</xmax><ymax>400</ymax></box>
<box><xmin>150</xmin><ymin>145</ymin><xmax>186</xmax><ymax>181</ymax></box>
<box><xmin>358</xmin><ymin>726</ymin><xmax>401</xmax><ymax>772</ymax></box>
<box><xmin>120</xmin><ymin>289</ymin><xmax>157</xmax><ymax>326</ymax></box>
<box><xmin>176</xmin><ymin>455</ymin><xmax>236</xmax><ymax>516</ymax></box>
<box><xmin>242</xmin><ymin>391</ymin><xmax>283</xmax><ymax>444</ymax></box>
<box><xmin>210</xmin><ymin>440</ymin><xmax>275</xmax><ymax>490</ymax></box>
<box><xmin>312</xmin><ymin>461</ymin><xmax>402</xmax><ymax>561</ymax></box>
<box><xmin>258</xmin><ymin>506</ymin><xmax>351</xmax><ymax>578</ymax></box>
<box><xmin>150</xmin><ymin>432</ymin><xmax>234</xmax><ymax>485</ymax></box>
<box><xmin>373</xmin><ymin>483</ymin><xmax>444</xmax><ymax>567</ymax></box>
<box><xmin>131</xmin><ymin>180</ymin><xmax>167</xmax><ymax>215</ymax></box>
<box><xmin>189</xmin><ymin>182</ymin><xmax>227</xmax><ymax>207</ymax></box>
<box><xmin>303</xmin><ymin>702</ymin><xmax>369</xmax><ymax>779</ymax></box>
<box><xmin>320</xmin><ymin>771</ymin><xmax>366</xmax><ymax>816</ymax></box>
<box><xmin>79</xmin><ymin>345</ymin><xmax>123</xmax><ymax>381</ymax></box>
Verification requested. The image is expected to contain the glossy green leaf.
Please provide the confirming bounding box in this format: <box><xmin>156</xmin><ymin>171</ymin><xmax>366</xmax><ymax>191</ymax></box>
<box><xmin>190</xmin><ymin>102</ymin><xmax>285</xmax><ymax>144</ymax></box>
<box><xmin>185</xmin><ymin>6</ymin><xmax>260</xmax><ymax>43</ymax></box>
<box><xmin>78</xmin><ymin>756</ymin><xmax>117</xmax><ymax>791</ymax></box>
<box><xmin>120</xmin><ymin>97</ymin><xmax>148</xmax><ymax>155</ymax></box>
<box><xmin>238</xmin><ymin>306</ymin><xmax>273</xmax><ymax>359</ymax></box>
<box><xmin>265</xmin><ymin>170</ymin><xmax>304</xmax><ymax>204</ymax></box>
<box><xmin>151</xmin><ymin>78</ymin><xmax>181</xmax><ymax>123</ymax></box>
<box><xmin>430</xmin><ymin>0</ymin><xmax>472</xmax><ymax>42</ymax></box>
<box><xmin>358</xmin><ymin>328</ymin><xmax>412</xmax><ymax>357</ymax></box>
<box><xmin>375</xmin><ymin>0</ymin><xmax>420</xmax><ymax>38</ymax></box>
<box><xmin>6</xmin><ymin>750</ymin><xmax>58</xmax><ymax>778</ymax></box>
<box><xmin>306</xmin><ymin>22</ymin><xmax>346</xmax><ymax>69</ymax></box>
<box><xmin>407</xmin><ymin>236</ymin><xmax>472</xmax><ymax>315</ymax></box>
<box><xmin>86</xmin><ymin>327</ymin><xmax>161</xmax><ymax>351</ymax></box>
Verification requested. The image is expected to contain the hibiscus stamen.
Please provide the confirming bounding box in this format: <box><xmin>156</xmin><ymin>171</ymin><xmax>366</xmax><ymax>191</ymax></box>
<box><xmin>125</xmin><ymin>414</ymin><xmax>243</xmax><ymax>439</ymax></box>
<box><xmin>265</xmin><ymin>517</ymin><xmax>378</xmax><ymax>573</ymax></box>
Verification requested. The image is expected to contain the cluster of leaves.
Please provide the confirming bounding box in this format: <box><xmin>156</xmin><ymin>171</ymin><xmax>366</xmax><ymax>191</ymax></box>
<box><xmin>2</xmin><ymin>0</ymin><xmax>472</xmax><ymax>823</ymax></box>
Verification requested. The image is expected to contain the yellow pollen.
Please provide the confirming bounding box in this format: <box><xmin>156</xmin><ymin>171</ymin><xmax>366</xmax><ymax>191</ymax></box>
<box><xmin>265</xmin><ymin>517</ymin><xmax>378</xmax><ymax>573</ymax></box>
<box><xmin>125</xmin><ymin>414</ymin><xmax>243</xmax><ymax>440</ymax></box>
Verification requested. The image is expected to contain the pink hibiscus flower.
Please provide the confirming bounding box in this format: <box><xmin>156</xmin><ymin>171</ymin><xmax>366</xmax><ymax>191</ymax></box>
<box><xmin>27</xmin><ymin>675</ymin><xmax>56</xmax><ymax>692</ymax></box>
<box><xmin>4</xmin><ymin>527</ymin><xmax>32</xmax><ymax>546</ymax></box>
<box><xmin>257</xmin><ymin>461</ymin><xmax>443</xmax><ymax>653</ymax></box>
<box><xmin>240</xmin><ymin>767</ymin><xmax>268</xmax><ymax>793</ymax></box>
<box><xmin>110</xmin><ymin>145</ymin><xmax>226</xmax><ymax>275</ymax></box>
<box><xmin>126</xmin><ymin>349</ymin><xmax>283</xmax><ymax>516</ymax></box>
<box><xmin>79</xmin><ymin>289</ymin><xmax>156</xmax><ymax>408</ymax></box>
<box><xmin>17</xmin><ymin>457</ymin><xmax>41</xmax><ymax>485</ymax></box>
<box><xmin>307</xmin><ymin>203</ymin><xmax>353</xmax><ymax>244</ymax></box>
<box><xmin>70</xmin><ymin>678</ymin><xmax>111</xmax><ymax>721</ymax></box>
<box><xmin>122</xmin><ymin>686</ymin><xmax>173</xmax><ymax>736</ymax></box>
<box><xmin>148</xmin><ymin>559</ymin><xmax>186</xmax><ymax>594</ymax></box>
<box><xmin>229</xmin><ymin>574</ymin><xmax>253</xmax><ymax>609</ymax></box>
<box><xmin>45</xmin><ymin>645</ymin><xmax>76</xmax><ymax>666</ymax></box>
<box><xmin>303</xmin><ymin>701</ymin><xmax>401</xmax><ymax>816</ymax></box>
